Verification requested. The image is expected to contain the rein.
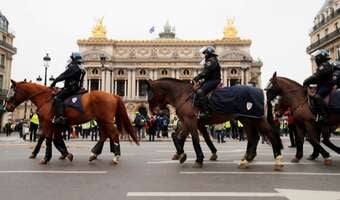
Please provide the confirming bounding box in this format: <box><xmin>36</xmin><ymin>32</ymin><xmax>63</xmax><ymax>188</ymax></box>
<box><xmin>13</xmin><ymin>87</ymin><xmax>53</xmax><ymax>111</ymax></box>
<box><xmin>275</xmin><ymin>80</ymin><xmax>308</xmax><ymax>115</ymax></box>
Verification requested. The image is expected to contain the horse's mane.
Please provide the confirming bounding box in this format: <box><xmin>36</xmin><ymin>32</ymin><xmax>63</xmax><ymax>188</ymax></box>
<box><xmin>277</xmin><ymin>76</ymin><xmax>303</xmax><ymax>88</ymax></box>
<box><xmin>157</xmin><ymin>78</ymin><xmax>190</xmax><ymax>84</ymax></box>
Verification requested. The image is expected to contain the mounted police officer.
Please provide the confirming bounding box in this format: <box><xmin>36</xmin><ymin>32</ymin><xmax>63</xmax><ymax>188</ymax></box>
<box><xmin>50</xmin><ymin>52</ymin><xmax>86</xmax><ymax>125</ymax></box>
<box><xmin>192</xmin><ymin>46</ymin><xmax>221</xmax><ymax>120</ymax></box>
<box><xmin>303</xmin><ymin>49</ymin><xmax>340</xmax><ymax>123</ymax></box>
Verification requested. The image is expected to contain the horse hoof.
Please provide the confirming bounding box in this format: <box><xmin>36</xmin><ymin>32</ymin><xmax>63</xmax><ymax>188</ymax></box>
<box><xmin>39</xmin><ymin>159</ymin><xmax>48</xmax><ymax>165</ymax></box>
<box><xmin>58</xmin><ymin>155</ymin><xmax>66</xmax><ymax>160</ymax></box>
<box><xmin>179</xmin><ymin>153</ymin><xmax>187</xmax><ymax>164</ymax></box>
<box><xmin>112</xmin><ymin>156</ymin><xmax>120</xmax><ymax>165</ymax></box>
<box><xmin>324</xmin><ymin>158</ymin><xmax>332</xmax><ymax>166</ymax></box>
<box><xmin>89</xmin><ymin>154</ymin><xmax>97</xmax><ymax>162</ymax></box>
<box><xmin>307</xmin><ymin>155</ymin><xmax>318</xmax><ymax>161</ymax></box>
<box><xmin>274</xmin><ymin>164</ymin><xmax>284</xmax><ymax>171</ymax></box>
<box><xmin>209</xmin><ymin>153</ymin><xmax>218</xmax><ymax>161</ymax></box>
<box><xmin>172</xmin><ymin>154</ymin><xmax>180</xmax><ymax>160</ymax></box>
<box><xmin>192</xmin><ymin>161</ymin><xmax>203</xmax><ymax>168</ymax></box>
<box><xmin>29</xmin><ymin>154</ymin><xmax>36</xmax><ymax>159</ymax></box>
<box><xmin>239</xmin><ymin>159</ymin><xmax>249</xmax><ymax>169</ymax></box>
<box><xmin>66</xmin><ymin>153</ymin><xmax>73</xmax><ymax>162</ymax></box>
<box><xmin>291</xmin><ymin>157</ymin><xmax>300</xmax><ymax>163</ymax></box>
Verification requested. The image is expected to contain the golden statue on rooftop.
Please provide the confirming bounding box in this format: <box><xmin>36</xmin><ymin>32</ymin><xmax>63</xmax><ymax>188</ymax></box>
<box><xmin>223</xmin><ymin>18</ymin><xmax>238</xmax><ymax>39</ymax></box>
<box><xmin>91</xmin><ymin>17</ymin><xmax>107</xmax><ymax>38</ymax></box>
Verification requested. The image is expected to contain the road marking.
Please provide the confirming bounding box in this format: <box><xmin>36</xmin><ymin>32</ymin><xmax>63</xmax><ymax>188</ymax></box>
<box><xmin>0</xmin><ymin>170</ymin><xmax>107</xmax><ymax>174</ymax></box>
<box><xmin>127</xmin><ymin>188</ymin><xmax>340</xmax><ymax>199</ymax></box>
<box><xmin>127</xmin><ymin>192</ymin><xmax>284</xmax><ymax>197</ymax></box>
<box><xmin>147</xmin><ymin>160</ymin><xmax>315</xmax><ymax>165</ymax></box>
<box><xmin>180</xmin><ymin>171</ymin><xmax>340</xmax><ymax>176</ymax></box>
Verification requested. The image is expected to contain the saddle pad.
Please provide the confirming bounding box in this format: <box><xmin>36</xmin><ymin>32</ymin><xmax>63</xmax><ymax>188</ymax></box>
<box><xmin>328</xmin><ymin>89</ymin><xmax>340</xmax><ymax>112</ymax></box>
<box><xmin>64</xmin><ymin>95</ymin><xmax>84</xmax><ymax>113</ymax></box>
<box><xmin>208</xmin><ymin>85</ymin><xmax>265</xmax><ymax>118</ymax></box>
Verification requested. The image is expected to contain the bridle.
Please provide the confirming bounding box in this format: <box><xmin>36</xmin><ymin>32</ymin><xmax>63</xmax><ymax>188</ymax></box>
<box><xmin>6</xmin><ymin>86</ymin><xmax>52</xmax><ymax>111</ymax></box>
<box><xmin>267</xmin><ymin>79</ymin><xmax>308</xmax><ymax>115</ymax></box>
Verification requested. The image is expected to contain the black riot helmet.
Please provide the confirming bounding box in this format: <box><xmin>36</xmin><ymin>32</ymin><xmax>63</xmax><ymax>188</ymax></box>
<box><xmin>199</xmin><ymin>46</ymin><xmax>217</xmax><ymax>58</ymax></box>
<box><xmin>70</xmin><ymin>52</ymin><xmax>84</xmax><ymax>64</ymax></box>
<box><xmin>312</xmin><ymin>49</ymin><xmax>331</xmax><ymax>67</ymax></box>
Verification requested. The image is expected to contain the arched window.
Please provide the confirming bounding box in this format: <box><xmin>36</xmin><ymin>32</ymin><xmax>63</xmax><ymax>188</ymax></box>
<box><xmin>183</xmin><ymin>69</ymin><xmax>190</xmax><ymax>75</ymax></box>
<box><xmin>140</xmin><ymin>69</ymin><xmax>146</xmax><ymax>75</ymax></box>
<box><xmin>118</xmin><ymin>69</ymin><xmax>124</xmax><ymax>75</ymax></box>
<box><xmin>231</xmin><ymin>69</ymin><xmax>237</xmax><ymax>75</ymax></box>
<box><xmin>161</xmin><ymin>69</ymin><xmax>168</xmax><ymax>75</ymax></box>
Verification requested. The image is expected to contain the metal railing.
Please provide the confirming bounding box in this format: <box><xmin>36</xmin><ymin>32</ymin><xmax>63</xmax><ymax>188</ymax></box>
<box><xmin>307</xmin><ymin>29</ymin><xmax>340</xmax><ymax>53</ymax></box>
<box><xmin>0</xmin><ymin>40</ymin><xmax>16</xmax><ymax>53</ymax></box>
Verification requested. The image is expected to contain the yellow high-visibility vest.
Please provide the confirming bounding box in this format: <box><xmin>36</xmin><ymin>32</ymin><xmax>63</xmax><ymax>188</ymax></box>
<box><xmin>30</xmin><ymin>113</ymin><xmax>39</xmax><ymax>125</ymax></box>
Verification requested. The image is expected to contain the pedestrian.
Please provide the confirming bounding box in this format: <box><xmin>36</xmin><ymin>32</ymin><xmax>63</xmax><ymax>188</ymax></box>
<box><xmin>238</xmin><ymin>120</ymin><xmax>245</xmax><ymax>141</ymax></box>
<box><xmin>215</xmin><ymin>123</ymin><xmax>225</xmax><ymax>143</ymax></box>
<box><xmin>134</xmin><ymin>112</ymin><xmax>146</xmax><ymax>140</ymax></box>
<box><xmin>29</xmin><ymin>112</ymin><xmax>39</xmax><ymax>142</ymax></box>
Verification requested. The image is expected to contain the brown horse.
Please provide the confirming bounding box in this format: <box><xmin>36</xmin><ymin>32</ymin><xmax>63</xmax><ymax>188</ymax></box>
<box><xmin>5</xmin><ymin>80</ymin><xmax>138</xmax><ymax>164</ymax></box>
<box><xmin>146</xmin><ymin>78</ymin><xmax>284</xmax><ymax>170</ymax></box>
<box><xmin>265</xmin><ymin>72</ymin><xmax>334</xmax><ymax>165</ymax></box>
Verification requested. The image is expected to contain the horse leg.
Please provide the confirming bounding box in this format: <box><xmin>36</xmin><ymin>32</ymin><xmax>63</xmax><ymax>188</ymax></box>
<box><xmin>89</xmin><ymin>134</ymin><xmax>106</xmax><ymax>162</ymax></box>
<box><xmin>291</xmin><ymin>125</ymin><xmax>305</xmax><ymax>163</ymax></box>
<box><xmin>259</xmin><ymin>119</ymin><xmax>283</xmax><ymax>171</ymax></box>
<box><xmin>40</xmin><ymin>137</ymin><xmax>52</xmax><ymax>165</ymax></box>
<box><xmin>110</xmin><ymin>128</ymin><xmax>121</xmax><ymax>165</ymax></box>
<box><xmin>171</xmin><ymin>129</ymin><xmax>187</xmax><ymax>160</ymax></box>
<box><xmin>239</xmin><ymin>122</ymin><xmax>259</xmax><ymax>169</ymax></box>
<box><xmin>29</xmin><ymin>135</ymin><xmax>45</xmax><ymax>159</ymax></box>
<box><xmin>174</xmin><ymin>128</ymin><xmax>188</xmax><ymax>164</ymax></box>
<box><xmin>198</xmin><ymin>122</ymin><xmax>217</xmax><ymax>161</ymax></box>
<box><xmin>307</xmin><ymin>127</ymin><xmax>321</xmax><ymax>160</ymax></box>
<box><xmin>98</xmin><ymin>122</ymin><xmax>121</xmax><ymax>165</ymax></box>
<box><xmin>53</xmin><ymin>136</ymin><xmax>73</xmax><ymax>162</ymax></box>
<box><xmin>321</xmin><ymin>128</ymin><xmax>340</xmax><ymax>154</ymax></box>
<box><xmin>304</xmin><ymin>122</ymin><xmax>331</xmax><ymax>166</ymax></box>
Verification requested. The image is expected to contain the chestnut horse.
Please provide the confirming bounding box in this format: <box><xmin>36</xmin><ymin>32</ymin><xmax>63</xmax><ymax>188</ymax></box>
<box><xmin>5</xmin><ymin>80</ymin><xmax>139</xmax><ymax>164</ymax></box>
<box><xmin>265</xmin><ymin>73</ymin><xmax>335</xmax><ymax>165</ymax></box>
<box><xmin>147</xmin><ymin>78</ymin><xmax>284</xmax><ymax>170</ymax></box>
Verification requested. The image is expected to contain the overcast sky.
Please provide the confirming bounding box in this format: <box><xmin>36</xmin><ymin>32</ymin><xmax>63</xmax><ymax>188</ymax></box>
<box><xmin>2</xmin><ymin>0</ymin><xmax>324</xmax><ymax>86</ymax></box>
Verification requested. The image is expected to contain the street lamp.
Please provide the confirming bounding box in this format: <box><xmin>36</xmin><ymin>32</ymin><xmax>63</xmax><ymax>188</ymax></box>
<box><xmin>240</xmin><ymin>56</ymin><xmax>250</xmax><ymax>85</ymax></box>
<box><xmin>43</xmin><ymin>53</ymin><xmax>51</xmax><ymax>86</ymax></box>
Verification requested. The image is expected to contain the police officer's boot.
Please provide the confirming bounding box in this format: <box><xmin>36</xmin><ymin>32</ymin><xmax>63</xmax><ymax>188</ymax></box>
<box><xmin>198</xmin><ymin>97</ymin><xmax>211</xmax><ymax>121</ymax></box>
<box><xmin>53</xmin><ymin>98</ymin><xmax>67</xmax><ymax>126</ymax></box>
<box><xmin>311</xmin><ymin>95</ymin><xmax>328</xmax><ymax>124</ymax></box>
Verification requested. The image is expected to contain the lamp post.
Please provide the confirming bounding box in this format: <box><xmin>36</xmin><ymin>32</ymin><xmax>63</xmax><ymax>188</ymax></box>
<box><xmin>43</xmin><ymin>53</ymin><xmax>51</xmax><ymax>86</ymax></box>
<box><xmin>240</xmin><ymin>56</ymin><xmax>250</xmax><ymax>85</ymax></box>
<box><xmin>36</xmin><ymin>53</ymin><xmax>55</xmax><ymax>86</ymax></box>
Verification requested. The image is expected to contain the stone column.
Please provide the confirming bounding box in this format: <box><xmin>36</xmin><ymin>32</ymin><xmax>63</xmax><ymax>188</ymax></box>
<box><xmin>127</xmin><ymin>70</ymin><xmax>132</xmax><ymax>99</ymax></box>
<box><xmin>105</xmin><ymin>70</ymin><xmax>110</xmax><ymax>92</ymax></box>
<box><xmin>223</xmin><ymin>69</ymin><xmax>227</xmax><ymax>86</ymax></box>
<box><xmin>171</xmin><ymin>69</ymin><xmax>176</xmax><ymax>78</ymax></box>
<box><xmin>83</xmin><ymin>73</ymin><xmax>88</xmax><ymax>89</ymax></box>
<box><xmin>132</xmin><ymin>70</ymin><xmax>136</xmax><ymax>99</ymax></box>
<box><xmin>124</xmin><ymin>80</ymin><xmax>128</xmax><ymax>98</ymax></box>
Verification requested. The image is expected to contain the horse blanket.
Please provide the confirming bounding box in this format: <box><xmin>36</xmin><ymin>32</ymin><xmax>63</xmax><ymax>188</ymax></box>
<box><xmin>208</xmin><ymin>85</ymin><xmax>265</xmax><ymax>118</ymax></box>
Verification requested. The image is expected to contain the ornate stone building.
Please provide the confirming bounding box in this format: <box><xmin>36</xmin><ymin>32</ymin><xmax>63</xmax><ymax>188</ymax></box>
<box><xmin>78</xmin><ymin>19</ymin><xmax>262</xmax><ymax>117</ymax></box>
<box><xmin>0</xmin><ymin>11</ymin><xmax>16</xmax><ymax>126</ymax></box>
<box><xmin>307</xmin><ymin>0</ymin><xmax>340</xmax><ymax>72</ymax></box>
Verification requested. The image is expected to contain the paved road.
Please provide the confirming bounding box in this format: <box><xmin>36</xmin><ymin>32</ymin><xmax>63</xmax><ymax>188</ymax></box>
<box><xmin>0</xmin><ymin>136</ymin><xmax>340</xmax><ymax>200</ymax></box>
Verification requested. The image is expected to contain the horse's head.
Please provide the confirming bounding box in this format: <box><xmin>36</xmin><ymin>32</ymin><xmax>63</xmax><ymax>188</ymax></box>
<box><xmin>146</xmin><ymin>80</ymin><xmax>167</xmax><ymax>114</ymax></box>
<box><xmin>5</xmin><ymin>80</ymin><xmax>28</xmax><ymax>112</ymax></box>
<box><xmin>265</xmin><ymin>72</ymin><xmax>282</xmax><ymax>101</ymax></box>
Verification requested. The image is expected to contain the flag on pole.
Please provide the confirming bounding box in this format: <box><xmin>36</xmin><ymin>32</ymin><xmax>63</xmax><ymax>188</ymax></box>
<box><xmin>149</xmin><ymin>26</ymin><xmax>155</xmax><ymax>34</ymax></box>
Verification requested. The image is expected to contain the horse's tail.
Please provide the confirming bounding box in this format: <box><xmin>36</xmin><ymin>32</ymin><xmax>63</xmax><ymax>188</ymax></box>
<box><xmin>115</xmin><ymin>97</ymin><xmax>139</xmax><ymax>145</ymax></box>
